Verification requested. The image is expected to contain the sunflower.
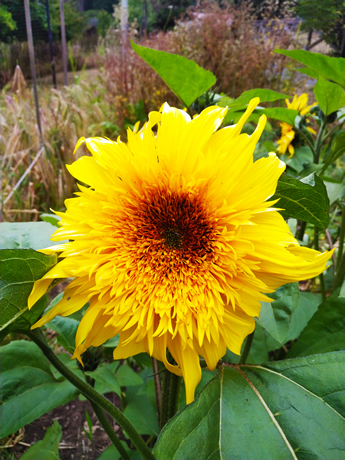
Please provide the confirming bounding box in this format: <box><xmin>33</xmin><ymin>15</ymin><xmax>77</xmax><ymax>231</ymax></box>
<box><xmin>277</xmin><ymin>93</ymin><xmax>317</xmax><ymax>157</ymax></box>
<box><xmin>28</xmin><ymin>98</ymin><xmax>332</xmax><ymax>404</ymax></box>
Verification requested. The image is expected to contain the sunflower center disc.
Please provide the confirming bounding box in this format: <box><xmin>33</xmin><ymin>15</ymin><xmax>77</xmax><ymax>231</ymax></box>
<box><xmin>161</xmin><ymin>227</ymin><xmax>183</xmax><ymax>249</ymax></box>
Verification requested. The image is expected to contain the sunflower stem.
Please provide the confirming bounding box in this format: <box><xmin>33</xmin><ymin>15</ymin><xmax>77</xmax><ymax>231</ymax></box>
<box><xmin>159</xmin><ymin>368</ymin><xmax>181</xmax><ymax>430</ymax></box>
<box><xmin>334</xmin><ymin>203</ymin><xmax>345</xmax><ymax>280</ymax></box>
<box><xmin>152</xmin><ymin>358</ymin><xmax>162</xmax><ymax>427</ymax></box>
<box><xmin>239</xmin><ymin>330</ymin><xmax>255</xmax><ymax>364</ymax></box>
<box><xmin>88</xmin><ymin>399</ymin><xmax>130</xmax><ymax>460</ymax></box>
<box><xmin>314</xmin><ymin>117</ymin><xmax>327</xmax><ymax>164</ymax></box>
<box><xmin>25</xmin><ymin>329</ymin><xmax>155</xmax><ymax>460</ymax></box>
<box><xmin>314</xmin><ymin>228</ymin><xmax>326</xmax><ymax>302</ymax></box>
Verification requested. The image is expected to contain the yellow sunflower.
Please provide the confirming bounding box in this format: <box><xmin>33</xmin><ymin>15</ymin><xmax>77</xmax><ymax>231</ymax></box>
<box><xmin>28</xmin><ymin>98</ymin><xmax>332</xmax><ymax>404</ymax></box>
<box><xmin>277</xmin><ymin>93</ymin><xmax>317</xmax><ymax>157</ymax></box>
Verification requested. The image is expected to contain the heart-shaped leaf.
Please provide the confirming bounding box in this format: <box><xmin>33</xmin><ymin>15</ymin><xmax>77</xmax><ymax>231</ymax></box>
<box><xmin>154</xmin><ymin>352</ymin><xmax>345</xmax><ymax>459</ymax></box>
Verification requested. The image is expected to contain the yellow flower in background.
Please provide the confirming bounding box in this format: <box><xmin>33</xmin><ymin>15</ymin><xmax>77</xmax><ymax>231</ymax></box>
<box><xmin>277</xmin><ymin>93</ymin><xmax>317</xmax><ymax>157</ymax></box>
<box><xmin>28</xmin><ymin>98</ymin><xmax>332</xmax><ymax>404</ymax></box>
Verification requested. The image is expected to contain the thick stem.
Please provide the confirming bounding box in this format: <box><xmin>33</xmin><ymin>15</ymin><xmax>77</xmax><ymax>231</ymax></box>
<box><xmin>89</xmin><ymin>399</ymin><xmax>130</xmax><ymax>460</ymax></box>
<box><xmin>314</xmin><ymin>228</ymin><xmax>326</xmax><ymax>302</ymax></box>
<box><xmin>152</xmin><ymin>358</ymin><xmax>162</xmax><ymax>427</ymax></box>
<box><xmin>335</xmin><ymin>203</ymin><xmax>345</xmax><ymax>276</ymax></box>
<box><xmin>160</xmin><ymin>369</ymin><xmax>181</xmax><ymax>430</ymax></box>
<box><xmin>333</xmin><ymin>251</ymin><xmax>345</xmax><ymax>290</ymax></box>
<box><xmin>239</xmin><ymin>330</ymin><xmax>255</xmax><ymax>364</ymax></box>
<box><xmin>25</xmin><ymin>329</ymin><xmax>155</xmax><ymax>460</ymax></box>
<box><xmin>314</xmin><ymin>117</ymin><xmax>327</xmax><ymax>164</ymax></box>
<box><xmin>167</xmin><ymin>373</ymin><xmax>181</xmax><ymax>421</ymax></box>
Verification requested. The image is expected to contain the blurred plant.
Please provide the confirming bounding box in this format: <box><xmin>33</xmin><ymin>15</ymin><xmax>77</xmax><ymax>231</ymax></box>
<box><xmin>277</xmin><ymin>93</ymin><xmax>317</xmax><ymax>156</ymax></box>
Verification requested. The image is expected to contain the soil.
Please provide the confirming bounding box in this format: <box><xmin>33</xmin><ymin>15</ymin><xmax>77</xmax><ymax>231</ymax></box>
<box><xmin>1</xmin><ymin>393</ymin><xmax>125</xmax><ymax>460</ymax></box>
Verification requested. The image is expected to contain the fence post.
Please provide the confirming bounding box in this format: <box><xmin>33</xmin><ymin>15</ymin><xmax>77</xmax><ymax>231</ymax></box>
<box><xmin>45</xmin><ymin>0</ymin><xmax>57</xmax><ymax>88</ymax></box>
<box><xmin>60</xmin><ymin>0</ymin><xmax>68</xmax><ymax>86</ymax></box>
<box><xmin>23</xmin><ymin>0</ymin><xmax>43</xmax><ymax>143</ymax></box>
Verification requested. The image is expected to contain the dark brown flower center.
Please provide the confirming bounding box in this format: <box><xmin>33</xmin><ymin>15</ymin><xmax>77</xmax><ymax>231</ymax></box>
<box><xmin>161</xmin><ymin>227</ymin><xmax>184</xmax><ymax>249</ymax></box>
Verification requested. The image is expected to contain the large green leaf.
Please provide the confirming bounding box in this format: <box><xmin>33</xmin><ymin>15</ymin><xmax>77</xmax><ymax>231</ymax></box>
<box><xmin>282</xmin><ymin>145</ymin><xmax>314</xmax><ymax>174</ymax></box>
<box><xmin>314</xmin><ymin>78</ymin><xmax>345</xmax><ymax>116</ymax></box>
<box><xmin>0</xmin><ymin>249</ymin><xmax>57</xmax><ymax>330</ymax></box>
<box><xmin>275</xmin><ymin>49</ymin><xmax>345</xmax><ymax>88</ymax></box>
<box><xmin>47</xmin><ymin>316</ymin><xmax>79</xmax><ymax>354</ymax></box>
<box><xmin>257</xmin><ymin>285</ymin><xmax>321</xmax><ymax>348</ymax></box>
<box><xmin>116</xmin><ymin>364</ymin><xmax>144</xmax><ymax>387</ymax></box>
<box><xmin>131</xmin><ymin>40</ymin><xmax>216</xmax><ymax>108</ymax></box>
<box><xmin>257</xmin><ymin>283</ymin><xmax>300</xmax><ymax>346</ymax></box>
<box><xmin>255</xmin><ymin>107</ymin><xmax>299</xmax><ymax>125</ymax></box>
<box><xmin>20</xmin><ymin>420</ymin><xmax>62</xmax><ymax>460</ymax></box>
<box><xmin>0</xmin><ymin>340</ymin><xmax>79</xmax><ymax>438</ymax></box>
<box><xmin>123</xmin><ymin>393</ymin><xmax>159</xmax><ymax>436</ymax></box>
<box><xmin>0</xmin><ymin>222</ymin><xmax>62</xmax><ymax>250</ymax></box>
<box><xmin>287</xmin><ymin>290</ymin><xmax>345</xmax><ymax>358</ymax></box>
<box><xmin>154</xmin><ymin>352</ymin><xmax>345</xmax><ymax>460</ymax></box>
<box><xmin>272</xmin><ymin>173</ymin><xmax>330</xmax><ymax>230</ymax></box>
<box><xmin>230</xmin><ymin>88</ymin><xmax>289</xmax><ymax>106</ymax></box>
<box><xmin>86</xmin><ymin>363</ymin><xmax>121</xmax><ymax>397</ymax></box>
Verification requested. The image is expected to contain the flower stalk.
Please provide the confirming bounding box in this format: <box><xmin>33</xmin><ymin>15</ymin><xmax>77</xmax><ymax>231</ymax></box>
<box><xmin>24</xmin><ymin>329</ymin><xmax>155</xmax><ymax>460</ymax></box>
<box><xmin>88</xmin><ymin>399</ymin><xmax>130</xmax><ymax>460</ymax></box>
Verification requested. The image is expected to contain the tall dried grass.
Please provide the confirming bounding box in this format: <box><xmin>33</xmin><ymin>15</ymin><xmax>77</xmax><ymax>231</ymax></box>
<box><xmin>1</xmin><ymin>70</ymin><xmax>116</xmax><ymax>221</ymax></box>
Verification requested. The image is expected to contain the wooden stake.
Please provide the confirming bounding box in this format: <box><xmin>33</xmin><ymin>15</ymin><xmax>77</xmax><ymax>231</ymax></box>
<box><xmin>60</xmin><ymin>0</ymin><xmax>68</xmax><ymax>86</ymax></box>
<box><xmin>24</xmin><ymin>0</ymin><xmax>42</xmax><ymax>141</ymax></box>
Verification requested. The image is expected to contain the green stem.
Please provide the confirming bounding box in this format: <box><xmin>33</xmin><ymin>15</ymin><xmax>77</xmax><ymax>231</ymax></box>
<box><xmin>296</xmin><ymin>128</ymin><xmax>316</xmax><ymax>156</ymax></box>
<box><xmin>314</xmin><ymin>117</ymin><xmax>327</xmax><ymax>164</ymax></box>
<box><xmin>314</xmin><ymin>228</ymin><xmax>326</xmax><ymax>302</ymax></box>
<box><xmin>239</xmin><ymin>330</ymin><xmax>255</xmax><ymax>364</ymax></box>
<box><xmin>89</xmin><ymin>399</ymin><xmax>130</xmax><ymax>460</ymax></box>
<box><xmin>25</xmin><ymin>329</ymin><xmax>155</xmax><ymax>460</ymax></box>
<box><xmin>333</xmin><ymin>251</ymin><xmax>345</xmax><ymax>290</ymax></box>
<box><xmin>167</xmin><ymin>373</ymin><xmax>181</xmax><ymax>421</ymax></box>
<box><xmin>160</xmin><ymin>369</ymin><xmax>181</xmax><ymax>430</ymax></box>
<box><xmin>335</xmin><ymin>203</ymin><xmax>345</xmax><ymax>274</ymax></box>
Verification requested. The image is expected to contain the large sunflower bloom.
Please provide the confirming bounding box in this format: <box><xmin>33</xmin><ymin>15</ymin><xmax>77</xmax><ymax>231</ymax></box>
<box><xmin>28</xmin><ymin>98</ymin><xmax>332</xmax><ymax>404</ymax></box>
<box><xmin>277</xmin><ymin>93</ymin><xmax>317</xmax><ymax>157</ymax></box>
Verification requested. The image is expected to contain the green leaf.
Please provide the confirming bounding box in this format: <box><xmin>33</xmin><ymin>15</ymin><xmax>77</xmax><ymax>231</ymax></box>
<box><xmin>254</xmin><ymin>107</ymin><xmax>299</xmax><ymax>125</ymax></box>
<box><xmin>0</xmin><ymin>340</ymin><xmax>79</xmax><ymax>438</ymax></box>
<box><xmin>330</xmin><ymin>130</ymin><xmax>345</xmax><ymax>163</ymax></box>
<box><xmin>314</xmin><ymin>78</ymin><xmax>345</xmax><ymax>116</ymax></box>
<box><xmin>47</xmin><ymin>316</ymin><xmax>79</xmax><ymax>354</ymax></box>
<box><xmin>287</xmin><ymin>290</ymin><xmax>345</xmax><ymax>358</ymax></box>
<box><xmin>20</xmin><ymin>420</ymin><xmax>62</xmax><ymax>460</ymax></box>
<box><xmin>282</xmin><ymin>146</ymin><xmax>314</xmax><ymax>174</ymax></box>
<box><xmin>257</xmin><ymin>283</ymin><xmax>300</xmax><ymax>345</ymax></box>
<box><xmin>123</xmin><ymin>393</ymin><xmax>159</xmax><ymax>436</ymax></box>
<box><xmin>324</xmin><ymin>180</ymin><xmax>345</xmax><ymax>205</ymax></box>
<box><xmin>272</xmin><ymin>173</ymin><xmax>330</xmax><ymax>230</ymax></box>
<box><xmin>154</xmin><ymin>352</ymin><xmax>345</xmax><ymax>460</ymax></box>
<box><xmin>0</xmin><ymin>249</ymin><xmax>57</xmax><ymax>330</ymax></box>
<box><xmin>296</xmin><ymin>67</ymin><xmax>319</xmax><ymax>79</ymax></box>
<box><xmin>0</xmin><ymin>295</ymin><xmax>47</xmax><ymax>341</ymax></box>
<box><xmin>86</xmin><ymin>364</ymin><xmax>121</xmax><ymax>396</ymax></box>
<box><xmin>275</xmin><ymin>49</ymin><xmax>345</xmax><ymax>88</ymax></box>
<box><xmin>131</xmin><ymin>40</ymin><xmax>216</xmax><ymax>108</ymax></box>
<box><xmin>231</xmin><ymin>89</ymin><xmax>289</xmax><ymax>106</ymax></box>
<box><xmin>97</xmin><ymin>441</ymin><xmax>133</xmax><ymax>460</ymax></box>
<box><xmin>40</xmin><ymin>214</ymin><xmax>61</xmax><ymax>228</ymax></box>
<box><xmin>116</xmin><ymin>364</ymin><xmax>144</xmax><ymax>387</ymax></box>
<box><xmin>0</xmin><ymin>222</ymin><xmax>63</xmax><ymax>250</ymax></box>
